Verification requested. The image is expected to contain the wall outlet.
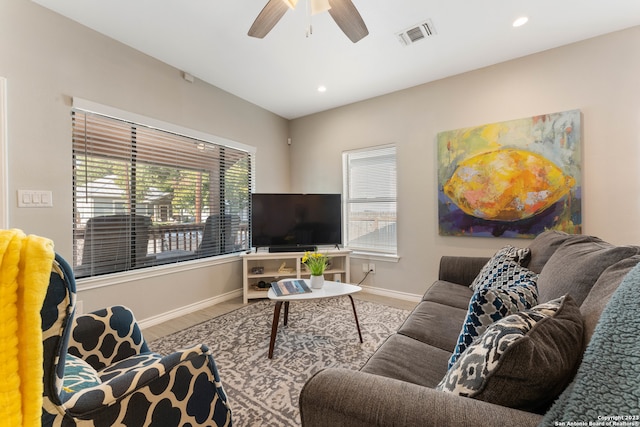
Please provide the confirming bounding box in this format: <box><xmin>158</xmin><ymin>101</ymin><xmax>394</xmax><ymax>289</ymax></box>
<box><xmin>362</xmin><ymin>263</ymin><xmax>369</xmax><ymax>273</ymax></box>
<box><xmin>369</xmin><ymin>263</ymin><xmax>376</xmax><ymax>274</ymax></box>
<box><xmin>76</xmin><ymin>300</ymin><xmax>83</xmax><ymax>315</ymax></box>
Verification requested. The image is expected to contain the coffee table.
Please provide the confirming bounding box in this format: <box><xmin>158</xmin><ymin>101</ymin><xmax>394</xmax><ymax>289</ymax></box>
<box><xmin>267</xmin><ymin>279</ymin><xmax>363</xmax><ymax>358</ymax></box>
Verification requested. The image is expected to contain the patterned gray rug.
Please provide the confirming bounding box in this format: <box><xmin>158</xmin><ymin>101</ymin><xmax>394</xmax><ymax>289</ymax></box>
<box><xmin>150</xmin><ymin>297</ymin><xmax>410</xmax><ymax>426</ymax></box>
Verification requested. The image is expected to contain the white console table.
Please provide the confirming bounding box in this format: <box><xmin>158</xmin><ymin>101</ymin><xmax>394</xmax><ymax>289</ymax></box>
<box><xmin>241</xmin><ymin>249</ymin><xmax>351</xmax><ymax>304</ymax></box>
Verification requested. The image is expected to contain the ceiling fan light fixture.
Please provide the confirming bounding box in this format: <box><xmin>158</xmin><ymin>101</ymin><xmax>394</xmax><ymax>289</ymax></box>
<box><xmin>310</xmin><ymin>0</ymin><xmax>331</xmax><ymax>15</ymax></box>
<box><xmin>281</xmin><ymin>0</ymin><xmax>298</xmax><ymax>9</ymax></box>
<box><xmin>250</xmin><ymin>0</ymin><xmax>368</xmax><ymax>43</ymax></box>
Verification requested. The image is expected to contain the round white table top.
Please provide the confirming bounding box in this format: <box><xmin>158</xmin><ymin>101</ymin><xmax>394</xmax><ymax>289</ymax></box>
<box><xmin>267</xmin><ymin>279</ymin><xmax>362</xmax><ymax>301</ymax></box>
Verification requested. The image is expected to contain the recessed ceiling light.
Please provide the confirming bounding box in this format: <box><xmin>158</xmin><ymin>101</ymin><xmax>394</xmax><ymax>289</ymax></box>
<box><xmin>317</xmin><ymin>85</ymin><xmax>327</xmax><ymax>93</ymax></box>
<box><xmin>513</xmin><ymin>16</ymin><xmax>529</xmax><ymax>27</ymax></box>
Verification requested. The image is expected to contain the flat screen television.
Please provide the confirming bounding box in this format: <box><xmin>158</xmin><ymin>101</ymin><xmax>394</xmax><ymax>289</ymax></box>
<box><xmin>251</xmin><ymin>193</ymin><xmax>342</xmax><ymax>251</ymax></box>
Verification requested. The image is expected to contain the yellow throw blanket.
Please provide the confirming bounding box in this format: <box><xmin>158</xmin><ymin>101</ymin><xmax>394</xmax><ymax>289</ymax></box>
<box><xmin>0</xmin><ymin>229</ymin><xmax>54</xmax><ymax>427</ymax></box>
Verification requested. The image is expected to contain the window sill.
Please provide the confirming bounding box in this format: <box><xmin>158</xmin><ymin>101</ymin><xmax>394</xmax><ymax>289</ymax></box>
<box><xmin>76</xmin><ymin>253</ymin><xmax>241</xmax><ymax>291</ymax></box>
<box><xmin>350</xmin><ymin>251</ymin><xmax>400</xmax><ymax>263</ymax></box>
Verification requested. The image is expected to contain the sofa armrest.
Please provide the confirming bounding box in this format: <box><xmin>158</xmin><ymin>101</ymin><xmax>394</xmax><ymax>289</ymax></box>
<box><xmin>300</xmin><ymin>368</ymin><xmax>542</xmax><ymax>427</ymax></box>
<box><xmin>438</xmin><ymin>256</ymin><xmax>490</xmax><ymax>286</ymax></box>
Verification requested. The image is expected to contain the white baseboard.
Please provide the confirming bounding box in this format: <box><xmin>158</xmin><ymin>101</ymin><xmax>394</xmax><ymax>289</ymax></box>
<box><xmin>138</xmin><ymin>288</ymin><xmax>243</xmax><ymax>330</ymax></box>
<box><xmin>360</xmin><ymin>285</ymin><xmax>422</xmax><ymax>303</ymax></box>
<box><xmin>138</xmin><ymin>285</ymin><xmax>419</xmax><ymax>330</ymax></box>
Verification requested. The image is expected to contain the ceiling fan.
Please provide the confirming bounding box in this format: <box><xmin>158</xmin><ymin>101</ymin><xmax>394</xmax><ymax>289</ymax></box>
<box><xmin>248</xmin><ymin>0</ymin><xmax>369</xmax><ymax>43</ymax></box>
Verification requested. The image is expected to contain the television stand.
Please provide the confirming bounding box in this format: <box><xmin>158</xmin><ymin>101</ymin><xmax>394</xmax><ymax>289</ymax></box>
<box><xmin>241</xmin><ymin>249</ymin><xmax>352</xmax><ymax>303</ymax></box>
<box><xmin>268</xmin><ymin>245</ymin><xmax>316</xmax><ymax>253</ymax></box>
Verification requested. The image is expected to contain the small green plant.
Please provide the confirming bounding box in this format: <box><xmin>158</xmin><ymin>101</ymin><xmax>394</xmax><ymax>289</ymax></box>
<box><xmin>302</xmin><ymin>251</ymin><xmax>330</xmax><ymax>276</ymax></box>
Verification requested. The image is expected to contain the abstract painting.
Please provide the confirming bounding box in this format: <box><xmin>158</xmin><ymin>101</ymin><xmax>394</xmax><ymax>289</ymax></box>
<box><xmin>437</xmin><ymin>109</ymin><xmax>581</xmax><ymax>238</ymax></box>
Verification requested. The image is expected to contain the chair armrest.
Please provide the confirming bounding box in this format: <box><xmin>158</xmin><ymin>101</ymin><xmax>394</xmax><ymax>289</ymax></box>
<box><xmin>68</xmin><ymin>305</ymin><xmax>149</xmax><ymax>370</ymax></box>
<box><xmin>438</xmin><ymin>256</ymin><xmax>490</xmax><ymax>286</ymax></box>
<box><xmin>62</xmin><ymin>344</ymin><xmax>231</xmax><ymax>425</ymax></box>
<box><xmin>300</xmin><ymin>368</ymin><xmax>542</xmax><ymax>427</ymax></box>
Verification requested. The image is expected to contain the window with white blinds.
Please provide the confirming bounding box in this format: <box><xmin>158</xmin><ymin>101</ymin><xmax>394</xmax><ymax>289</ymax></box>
<box><xmin>342</xmin><ymin>145</ymin><xmax>397</xmax><ymax>254</ymax></box>
<box><xmin>72</xmin><ymin>108</ymin><xmax>252</xmax><ymax>278</ymax></box>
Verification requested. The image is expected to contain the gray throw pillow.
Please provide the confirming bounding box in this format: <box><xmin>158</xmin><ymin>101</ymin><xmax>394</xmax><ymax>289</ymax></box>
<box><xmin>536</xmin><ymin>235</ymin><xmax>640</xmax><ymax>305</ymax></box>
<box><xmin>437</xmin><ymin>295</ymin><xmax>584</xmax><ymax>412</ymax></box>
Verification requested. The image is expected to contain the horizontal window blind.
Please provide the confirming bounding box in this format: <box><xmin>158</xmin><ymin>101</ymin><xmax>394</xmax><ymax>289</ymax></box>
<box><xmin>72</xmin><ymin>110</ymin><xmax>252</xmax><ymax>278</ymax></box>
<box><xmin>343</xmin><ymin>145</ymin><xmax>397</xmax><ymax>254</ymax></box>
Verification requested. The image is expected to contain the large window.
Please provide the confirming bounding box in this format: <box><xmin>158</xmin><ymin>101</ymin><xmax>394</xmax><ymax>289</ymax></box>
<box><xmin>342</xmin><ymin>145</ymin><xmax>397</xmax><ymax>255</ymax></box>
<box><xmin>72</xmin><ymin>103</ymin><xmax>253</xmax><ymax>278</ymax></box>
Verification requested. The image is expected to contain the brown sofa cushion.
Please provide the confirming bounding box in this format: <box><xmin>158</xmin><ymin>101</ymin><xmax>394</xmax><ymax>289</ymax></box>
<box><xmin>397</xmin><ymin>301</ymin><xmax>467</xmax><ymax>352</ymax></box>
<box><xmin>579</xmin><ymin>255</ymin><xmax>640</xmax><ymax>345</ymax></box>
<box><xmin>526</xmin><ymin>230</ymin><xmax>573</xmax><ymax>273</ymax></box>
<box><xmin>537</xmin><ymin>235</ymin><xmax>639</xmax><ymax>305</ymax></box>
<box><xmin>360</xmin><ymin>334</ymin><xmax>452</xmax><ymax>388</ymax></box>
<box><xmin>438</xmin><ymin>256</ymin><xmax>491</xmax><ymax>286</ymax></box>
<box><xmin>436</xmin><ymin>295</ymin><xmax>583</xmax><ymax>413</ymax></box>
<box><xmin>422</xmin><ymin>280</ymin><xmax>474</xmax><ymax>310</ymax></box>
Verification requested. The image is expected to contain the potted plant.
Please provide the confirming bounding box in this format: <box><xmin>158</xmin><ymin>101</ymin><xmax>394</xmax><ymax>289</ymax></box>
<box><xmin>302</xmin><ymin>251</ymin><xmax>330</xmax><ymax>289</ymax></box>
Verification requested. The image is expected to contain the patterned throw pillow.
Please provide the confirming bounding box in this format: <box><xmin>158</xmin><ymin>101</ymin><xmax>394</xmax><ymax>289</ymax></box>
<box><xmin>62</xmin><ymin>353</ymin><xmax>102</xmax><ymax>395</ymax></box>
<box><xmin>470</xmin><ymin>245</ymin><xmax>532</xmax><ymax>291</ymax></box>
<box><xmin>448</xmin><ymin>281</ymin><xmax>538</xmax><ymax>368</ymax></box>
<box><xmin>437</xmin><ymin>295</ymin><xmax>584</xmax><ymax>412</ymax></box>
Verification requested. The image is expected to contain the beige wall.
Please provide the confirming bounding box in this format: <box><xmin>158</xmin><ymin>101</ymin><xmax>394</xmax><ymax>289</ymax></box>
<box><xmin>290</xmin><ymin>26</ymin><xmax>640</xmax><ymax>297</ymax></box>
<box><xmin>2</xmin><ymin>0</ymin><xmax>639</xmax><ymax>317</ymax></box>
<box><xmin>0</xmin><ymin>0</ymin><xmax>290</xmax><ymax>318</ymax></box>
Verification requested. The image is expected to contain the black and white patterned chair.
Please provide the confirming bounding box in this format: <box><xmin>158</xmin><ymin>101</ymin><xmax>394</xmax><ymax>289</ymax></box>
<box><xmin>41</xmin><ymin>254</ymin><xmax>232</xmax><ymax>426</ymax></box>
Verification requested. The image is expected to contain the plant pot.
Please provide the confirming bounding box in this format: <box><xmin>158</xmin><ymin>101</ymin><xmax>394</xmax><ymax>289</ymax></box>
<box><xmin>310</xmin><ymin>274</ymin><xmax>324</xmax><ymax>289</ymax></box>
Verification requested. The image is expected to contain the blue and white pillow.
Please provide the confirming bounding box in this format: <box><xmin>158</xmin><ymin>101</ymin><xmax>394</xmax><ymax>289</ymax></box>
<box><xmin>448</xmin><ymin>280</ymin><xmax>538</xmax><ymax>368</ymax></box>
<box><xmin>437</xmin><ymin>295</ymin><xmax>583</xmax><ymax>413</ymax></box>
<box><xmin>470</xmin><ymin>246</ymin><xmax>534</xmax><ymax>292</ymax></box>
<box><xmin>62</xmin><ymin>353</ymin><xmax>102</xmax><ymax>397</ymax></box>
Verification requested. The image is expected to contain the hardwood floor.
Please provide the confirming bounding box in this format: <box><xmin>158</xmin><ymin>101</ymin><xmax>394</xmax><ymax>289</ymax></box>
<box><xmin>143</xmin><ymin>292</ymin><xmax>418</xmax><ymax>342</ymax></box>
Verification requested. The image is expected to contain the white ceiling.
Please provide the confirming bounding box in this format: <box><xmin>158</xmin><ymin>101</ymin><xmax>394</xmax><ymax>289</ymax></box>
<box><xmin>32</xmin><ymin>0</ymin><xmax>640</xmax><ymax>119</ymax></box>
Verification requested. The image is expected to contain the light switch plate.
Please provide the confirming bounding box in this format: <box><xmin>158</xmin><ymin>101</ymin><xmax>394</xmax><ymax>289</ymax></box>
<box><xmin>17</xmin><ymin>190</ymin><xmax>53</xmax><ymax>208</ymax></box>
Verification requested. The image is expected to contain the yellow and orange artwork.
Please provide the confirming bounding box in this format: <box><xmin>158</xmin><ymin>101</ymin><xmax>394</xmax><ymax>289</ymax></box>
<box><xmin>437</xmin><ymin>110</ymin><xmax>581</xmax><ymax>238</ymax></box>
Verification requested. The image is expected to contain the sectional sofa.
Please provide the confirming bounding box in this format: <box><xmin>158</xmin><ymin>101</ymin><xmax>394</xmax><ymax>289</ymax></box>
<box><xmin>300</xmin><ymin>231</ymin><xmax>640</xmax><ymax>426</ymax></box>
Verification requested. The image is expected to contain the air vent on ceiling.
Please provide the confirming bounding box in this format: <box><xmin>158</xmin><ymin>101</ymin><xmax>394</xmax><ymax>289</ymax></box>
<box><xmin>396</xmin><ymin>20</ymin><xmax>436</xmax><ymax>46</ymax></box>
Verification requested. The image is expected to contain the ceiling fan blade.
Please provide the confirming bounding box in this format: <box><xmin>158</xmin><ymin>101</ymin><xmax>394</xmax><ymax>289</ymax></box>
<box><xmin>248</xmin><ymin>0</ymin><xmax>290</xmax><ymax>39</ymax></box>
<box><xmin>327</xmin><ymin>0</ymin><xmax>369</xmax><ymax>43</ymax></box>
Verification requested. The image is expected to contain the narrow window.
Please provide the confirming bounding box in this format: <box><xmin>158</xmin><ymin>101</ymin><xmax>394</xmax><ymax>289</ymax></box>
<box><xmin>342</xmin><ymin>145</ymin><xmax>397</xmax><ymax>255</ymax></box>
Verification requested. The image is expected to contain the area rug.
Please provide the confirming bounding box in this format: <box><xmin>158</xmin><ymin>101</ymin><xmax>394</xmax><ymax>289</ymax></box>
<box><xmin>150</xmin><ymin>297</ymin><xmax>411</xmax><ymax>427</ymax></box>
